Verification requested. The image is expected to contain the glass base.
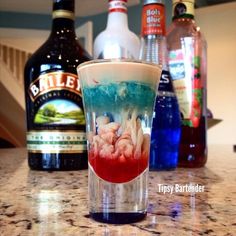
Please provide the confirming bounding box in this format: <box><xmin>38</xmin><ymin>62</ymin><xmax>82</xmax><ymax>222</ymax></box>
<box><xmin>90</xmin><ymin>212</ymin><xmax>147</xmax><ymax>224</ymax></box>
<box><xmin>89</xmin><ymin>164</ymin><xmax>148</xmax><ymax>224</ymax></box>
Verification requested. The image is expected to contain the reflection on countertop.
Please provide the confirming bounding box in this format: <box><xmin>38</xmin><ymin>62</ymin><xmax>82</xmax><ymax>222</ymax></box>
<box><xmin>0</xmin><ymin>145</ymin><xmax>235</xmax><ymax>235</ymax></box>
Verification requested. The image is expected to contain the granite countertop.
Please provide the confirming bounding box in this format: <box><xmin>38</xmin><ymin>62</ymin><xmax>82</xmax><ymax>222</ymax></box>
<box><xmin>0</xmin><ymin>145</ymin><xmax>235</xmax><ymax>236</ymax></box>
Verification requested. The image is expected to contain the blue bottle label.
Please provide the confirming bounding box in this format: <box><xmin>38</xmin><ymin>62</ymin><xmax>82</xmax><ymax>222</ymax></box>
<box><xmin>158</xmin><ymin>70</ymin><xmax>174</xmax><ymax>93</ymax></box>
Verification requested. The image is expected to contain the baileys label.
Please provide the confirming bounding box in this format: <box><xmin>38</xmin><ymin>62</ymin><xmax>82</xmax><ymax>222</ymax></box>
<box><xmin>26</xmin><ymin>71</ymin><xmax>86</xmax><ymax>153</ymax></box>
<box><xmin>28</xmin><ymin>72</ymin><xmax>81</xmax><ymax>102</ymax></box>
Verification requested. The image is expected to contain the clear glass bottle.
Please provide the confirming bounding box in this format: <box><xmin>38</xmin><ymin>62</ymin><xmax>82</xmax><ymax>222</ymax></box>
<box><xmin>167</xmin><ymin>0</ymin><xmax>207</xmax><ymax>168</ymax></box>
<box><xmin>139</xmin><ymin>0</ymin><xmax>181</xmax><ymax>170</ymax></box>
<box><xmin>24</xmin><ymin>0</ymin><xmax>91</xmax><ymax>170</ymax></box>
<box><xmin>93</xmin><ymin>0</ymin><xmax>140</xmax><ymax>59</ymax></box>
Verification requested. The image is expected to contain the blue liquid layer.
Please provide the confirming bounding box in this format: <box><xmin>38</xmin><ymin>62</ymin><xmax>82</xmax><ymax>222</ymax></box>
<box><xmin>90</xmin><ymin>212</ymin><xmax>146</xmax><ymax>224</ymax></box>
<box><xmin>82</xmin><ymin>81</ymin><xmax>156</xmax><ymax>112</ymax></box>
<box><xmin>150</xmin><ymin>95</ymin><xmax>181</xmax><ymax>170</ymax></box>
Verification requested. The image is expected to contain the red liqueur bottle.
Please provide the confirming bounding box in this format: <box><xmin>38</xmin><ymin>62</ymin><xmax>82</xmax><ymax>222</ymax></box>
<box><xmin>24</xmin><ymin>0</ymin><xmax>91</xmax><ymax>170</ymax></box>
<box><xmin>167</xmin><ymin>0</ymin><xmax>207</xmax><ymax>167</ymax></box>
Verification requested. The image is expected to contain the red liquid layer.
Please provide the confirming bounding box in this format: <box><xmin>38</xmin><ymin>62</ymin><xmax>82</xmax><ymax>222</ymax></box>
<box><xmin>89</xmin><ymin>151</ymin><xmax>148</xmax><ymax>183</ymax></box>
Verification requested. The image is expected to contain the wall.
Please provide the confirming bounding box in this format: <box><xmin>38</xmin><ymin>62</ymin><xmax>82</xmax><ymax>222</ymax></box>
<box><xmin>0</xmin><ymin>2</ymin><xmax>173</xmax><ymax>39</ymax></box>
<box><xmin>0</xmin><ymin>28</ymin><xmax>50</xmax><ymax>52</ymax></box>
<box><xmin>195</xmin><ymin>2</ymin><xmax>236</xmax><ymax>145</ymax></box>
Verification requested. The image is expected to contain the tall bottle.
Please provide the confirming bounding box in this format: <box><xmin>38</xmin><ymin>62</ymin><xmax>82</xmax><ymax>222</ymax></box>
<box><xmin>24</xmin><ymin>0</ymin><xmax>91</xmax><ymax>170</ymax></box>
<box><xmin>93</xmin><ymin>0</ymin><xmax>140</xmax><ymax>59</ymax></box>
<box><xmin>140</xmin><ymin>0</ymin><xmax>181</xmax><ymax>170</ymax></box>
<box><xmin>167</xmin><ymin>0</ymin><xmax>207</xmax><ymax>167</ymax></box>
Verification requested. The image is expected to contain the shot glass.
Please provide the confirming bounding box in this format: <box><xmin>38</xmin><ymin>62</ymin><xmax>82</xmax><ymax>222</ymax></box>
<box><xmin>77</xmin><ymin>59</ymin><xmax>161</xmax><ymax>224</ymax></box>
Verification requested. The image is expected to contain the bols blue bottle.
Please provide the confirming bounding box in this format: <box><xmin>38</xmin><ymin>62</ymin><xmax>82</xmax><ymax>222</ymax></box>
<box><xmin>139</xmin><ymin>0</ymin><xmax>181</xmax><ymax>170</ymax></box>
<box><xmin>150</xmin><ymin>70</ymin><xmax>181</xmax><ymax>170</ymax></box>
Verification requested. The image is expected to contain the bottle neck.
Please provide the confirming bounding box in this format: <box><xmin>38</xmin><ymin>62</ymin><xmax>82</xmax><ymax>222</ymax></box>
<box><xmin>106</xmin><ymin>0</ymin><xmax>128</xmax><ymax>29</ymax></box>
<box><xmin>51</xmin><ymin>0</ymin><xmax>76</xmax><ymax>33</ymax></box>
<box><xmin>139</xmin><ymin>3</ymin><xmax>167</xmax><ymax>65</ymax></box>
<box><xmin>51</xmin><ymin>17</ymin><xmax>75</xmax><ymax>32</ymax></box>
<box><xmin>172</xmin><ymin>0</ymin><xmax>195</xmax><ymax>20</ymax></box>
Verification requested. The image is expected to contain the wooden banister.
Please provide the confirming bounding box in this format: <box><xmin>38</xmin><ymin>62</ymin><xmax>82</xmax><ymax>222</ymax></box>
<box><xmin>0</xmin><ymin>43</ymin><xmax>32</xmax><ymax>88</ymax></box>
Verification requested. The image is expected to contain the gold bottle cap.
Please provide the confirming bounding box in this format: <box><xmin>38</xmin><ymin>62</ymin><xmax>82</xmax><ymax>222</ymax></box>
<box><xmin>172</xmin><ymin>0</ymin><xmax>195</xmax><ymax>18</ymax></box>
<box><xmin>52</xmin><ymin>10</ymin><xmax>75</xmax><ymax>20</ymax></box>
<box><xmin>172</xmin><ymin>0</ymin><xmax>194</xmax><ymax>4</ymax></box>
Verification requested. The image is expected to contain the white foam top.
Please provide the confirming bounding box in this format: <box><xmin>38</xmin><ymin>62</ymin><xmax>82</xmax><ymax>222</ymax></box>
<box><xmin>77</xmin><ymin>60</ymin><xmax>162</xmax><ymax>88</ymax></box>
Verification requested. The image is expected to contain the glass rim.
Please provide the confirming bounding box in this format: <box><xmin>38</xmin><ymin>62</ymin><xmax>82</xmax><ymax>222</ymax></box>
<box><xmin>77</xmin><ymin>58</ymin><xmax>162</xmax><ymax>71</ymax></box>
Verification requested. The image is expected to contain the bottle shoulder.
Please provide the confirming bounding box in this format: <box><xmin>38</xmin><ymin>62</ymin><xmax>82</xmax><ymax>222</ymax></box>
<box><xmin>93</xmin><ymin>28</ymin><xmax>140</xmax><ymax>59</ymax></box>
<box><xmin>166</xmin><ymin>19</ymin><xmax>206</xmax><ymax>50</ymax></box>
<box><xmin>25</xmin><ymin>35</ymin><xmax>91</xmax><ymax>80</ymax></box>
<box><xmin>167</xmin><ymin>20</ymin><xmax>197</xmax><ymax>34</ymax></box>
<box><xmin>94</xmin><ymin>28</ymin><xmax>139</xmax><ymax>44</ymax></box>
<box><xmin>167</xmin><ymin>18</ymin><xmax>204</xmax><ymax>36</ymax></box>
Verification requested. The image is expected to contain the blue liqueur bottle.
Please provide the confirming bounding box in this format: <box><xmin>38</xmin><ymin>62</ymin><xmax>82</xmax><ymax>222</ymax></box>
<box><xmin>150</xmin><ymin>70</ymin><xmax>181</xmax><ymax>170</ymax></box>
<box><xmin>139</xmin><ymin>0</ymin><xmax>181</xmax><ymax>170</ymax></box>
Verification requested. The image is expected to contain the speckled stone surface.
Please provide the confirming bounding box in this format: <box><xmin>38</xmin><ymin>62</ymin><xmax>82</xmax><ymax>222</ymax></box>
<box><xmin>0</xmin><ymin>145</ymin><xmax>235</xmax><ymax>236</ymax></box>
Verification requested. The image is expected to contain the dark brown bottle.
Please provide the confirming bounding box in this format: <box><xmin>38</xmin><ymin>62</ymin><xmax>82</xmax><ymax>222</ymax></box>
<box><xmin>24</xmin><ymin>0</ymin><xmax>91</xmax><ymax>170</ymax></box>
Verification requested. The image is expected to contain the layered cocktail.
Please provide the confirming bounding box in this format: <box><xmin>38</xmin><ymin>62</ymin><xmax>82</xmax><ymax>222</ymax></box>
<box><xmin>77</xmin><ymin>60</ymin><xmax>161</xmax><ymax>224</ymax></box>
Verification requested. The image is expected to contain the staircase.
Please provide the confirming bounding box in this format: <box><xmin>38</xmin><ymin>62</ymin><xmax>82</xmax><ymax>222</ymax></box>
<box><xmin>0</xmin><ymin>43</ymin><xmax>32</xmax><ymax>147</ymax></box>
<box><xmin>0</xmin><ymin>43</ymin><xmax>32</xmax><ymax>108</ymax></box>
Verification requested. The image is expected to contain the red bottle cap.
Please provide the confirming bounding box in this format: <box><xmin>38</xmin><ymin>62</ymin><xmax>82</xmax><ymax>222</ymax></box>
<box><xmin>108</xmin><ymin>0</ymin><xmax>127</xmax><ymax>13</ymax></box>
